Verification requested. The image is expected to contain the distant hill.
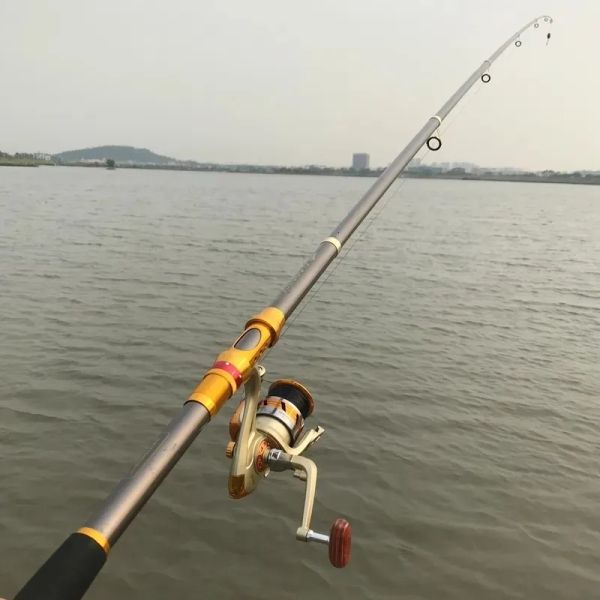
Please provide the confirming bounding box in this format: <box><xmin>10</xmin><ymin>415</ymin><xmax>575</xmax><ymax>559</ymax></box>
<box><xmin>53</xmin><ymin>145</ymin><xmax>176</xmax><ymax>165</ymax></box>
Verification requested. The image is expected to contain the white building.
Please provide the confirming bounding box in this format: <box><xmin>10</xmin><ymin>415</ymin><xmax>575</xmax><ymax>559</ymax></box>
<box><xmin>352</xmin><ymin>153</ymin><xmax>370</xmax><ymax>170</ymax></box>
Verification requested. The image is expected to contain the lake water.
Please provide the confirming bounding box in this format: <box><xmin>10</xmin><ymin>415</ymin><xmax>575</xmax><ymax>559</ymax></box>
<box><xmin>1</xmin><ymin>166</ymin><xmax>600</xmax><ymax>599</ymax></box>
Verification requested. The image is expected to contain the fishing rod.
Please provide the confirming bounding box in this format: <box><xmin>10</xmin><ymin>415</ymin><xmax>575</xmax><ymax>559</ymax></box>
<box><xmin>13</xmin><ymin>15</ymin><xmax>553</xmax><ymax>600</ymax></box>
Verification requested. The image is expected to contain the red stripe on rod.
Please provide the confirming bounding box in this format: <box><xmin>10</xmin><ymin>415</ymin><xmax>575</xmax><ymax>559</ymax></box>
<box><xmin>213</xmin><ymin>361</ymin><xmax>243</xmax><ymax>388</ymax></box>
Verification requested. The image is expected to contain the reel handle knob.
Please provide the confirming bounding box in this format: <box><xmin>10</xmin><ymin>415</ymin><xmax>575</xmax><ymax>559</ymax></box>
<box><xmin>328</xmin><ymin>518</ymin><xmax>352</xmax><ymax>568</ymax></box>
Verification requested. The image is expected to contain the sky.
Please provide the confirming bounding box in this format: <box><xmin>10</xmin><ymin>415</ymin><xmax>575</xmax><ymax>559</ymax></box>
<box><xmin>1</xmin><ymin>0</ymin><xmax>598</xmax><ymax>171</ymax></box>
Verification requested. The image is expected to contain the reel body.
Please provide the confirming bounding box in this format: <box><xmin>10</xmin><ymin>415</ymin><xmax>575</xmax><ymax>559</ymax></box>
<box><xmin>225</xmin><ymin>366</ymin><xmax>351</xmax><ymax>568</ymax></box>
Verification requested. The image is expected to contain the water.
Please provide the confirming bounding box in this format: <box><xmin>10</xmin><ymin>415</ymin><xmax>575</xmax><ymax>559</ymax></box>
<box><xmin>1</xmin><ymin>166</ymin><xmax>600</xmax><ymax>599</ymax></box>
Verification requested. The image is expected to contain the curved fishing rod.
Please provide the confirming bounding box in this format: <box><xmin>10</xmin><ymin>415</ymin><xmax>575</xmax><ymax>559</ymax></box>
<box><xmin>14</xmin><ymin>14</ymin><xmax>553</xmax><ymax>600</ymax></box>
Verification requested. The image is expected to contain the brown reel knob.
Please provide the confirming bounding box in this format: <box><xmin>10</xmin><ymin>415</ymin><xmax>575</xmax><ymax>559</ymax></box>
<box><xmin>328</xmin><ymin>518</ymin><xmax>351</xmax><ymax>568</ymax></box>
<box><xmin>225</xmin><ymin>441</ymin><xmax>236</xmax><ymax>458</ymax></box>
<box><xmin>229</xmin><ymin>401</ymin><xmax>244</xmax><ymax>441</ymax></box>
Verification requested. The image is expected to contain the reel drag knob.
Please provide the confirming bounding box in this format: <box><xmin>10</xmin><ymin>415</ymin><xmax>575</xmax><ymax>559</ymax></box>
<box><xmin>225</xmin><ymin>441</ymin><xmax>236</xmax><ymax>458</ymax></box>
<box><xmin>328</xmin><ymin>518</ymin><xmax>352</xmax><ymax>568</ymax></box>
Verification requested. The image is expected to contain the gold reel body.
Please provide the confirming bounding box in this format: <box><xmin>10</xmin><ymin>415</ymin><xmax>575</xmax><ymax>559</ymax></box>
<box><xmin>225</xmin><ymin>367</ymin><xmax>351</xmax><ymax>568</ymax></box>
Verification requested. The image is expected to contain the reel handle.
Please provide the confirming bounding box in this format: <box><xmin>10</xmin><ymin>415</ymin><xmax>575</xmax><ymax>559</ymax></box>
<box><xmin>267</xmin><ymin>449</ymin><xmax>352</xmax><ymax>568</ymax></box>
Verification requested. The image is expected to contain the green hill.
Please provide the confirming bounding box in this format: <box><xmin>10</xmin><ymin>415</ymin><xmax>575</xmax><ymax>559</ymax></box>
<box><xmin>53</xmin><ymin>145</ymin><xmax>176</xmax><ymax>165</ymax></box>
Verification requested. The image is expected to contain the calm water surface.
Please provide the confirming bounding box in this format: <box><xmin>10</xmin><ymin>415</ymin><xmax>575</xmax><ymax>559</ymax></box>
<box><xmin>1</xmin><ymin>167</ymin><xmax>600</xmax><ymax>599</ymax></box>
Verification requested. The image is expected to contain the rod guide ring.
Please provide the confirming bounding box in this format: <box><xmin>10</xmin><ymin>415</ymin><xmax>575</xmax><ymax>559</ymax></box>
<box><xmin>481</xmin><ymin>73</ymin><xmax>491</xmax><ymax>83</ymax></box>
<box><xmin>426</xmin><ymin>136</ymin><xmax>442</xmax><ymax>151</ymax></box>
<box><xmin>515</xmin><ymin>40</ymin><xmax>522</xmax><ymax>47</ymax></box>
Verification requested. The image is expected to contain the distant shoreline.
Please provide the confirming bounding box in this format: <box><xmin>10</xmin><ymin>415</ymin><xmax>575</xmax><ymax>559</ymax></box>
<box><xmin>52</xmin><ymin>161</ymin><xmax>600</xmax><ymax>186</ymax></box>
<box><xmin>2</xmin><ymin>159</ymin><xmax>599</xmax><ymax>186</ymax></box>
<box><xmin>0</xmin><ymin>160</ymin><xmax>50</xmax><ymax>167</ymax></box>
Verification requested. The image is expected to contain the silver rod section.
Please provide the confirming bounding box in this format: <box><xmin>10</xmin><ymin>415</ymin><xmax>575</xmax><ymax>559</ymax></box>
<box><xmin>273</xmin><ymin>15</ymin><xmax>552</xmax><ymax>318</ymax></box>
<box><xmin>85</xmin><ymin>402</ymin><xmax>210</xmax><ymax>545</ymax></box>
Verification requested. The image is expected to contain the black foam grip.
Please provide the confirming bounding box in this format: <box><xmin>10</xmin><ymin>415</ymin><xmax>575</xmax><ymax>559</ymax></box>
<box><xmin>14</xmin><ymin>532</ymin><xmax>107</xmax><ymax>600</ymax></box>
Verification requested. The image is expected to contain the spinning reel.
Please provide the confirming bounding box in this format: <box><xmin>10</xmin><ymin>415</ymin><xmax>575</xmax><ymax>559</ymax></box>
<box><xmin>225</xmin><ymin>366</ymin><xmax>351</xmax><ymax>568</ymax></box>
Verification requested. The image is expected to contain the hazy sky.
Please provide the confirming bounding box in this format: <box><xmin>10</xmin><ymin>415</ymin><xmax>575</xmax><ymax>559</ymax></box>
<box><xmin>1</xmin><ymin>1</ymin><xmax>598</xmax><ymax>170</ymax></box>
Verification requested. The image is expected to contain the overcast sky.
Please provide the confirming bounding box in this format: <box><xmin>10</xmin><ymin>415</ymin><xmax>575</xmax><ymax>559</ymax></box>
<box><xmin>1</xmin><ymin>1</ymin><xmax>598</xmax><ymax>171</ymax></box>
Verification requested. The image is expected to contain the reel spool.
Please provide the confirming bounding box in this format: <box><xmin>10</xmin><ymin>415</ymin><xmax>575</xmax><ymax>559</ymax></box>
<box><xmin>225</xmin><ymin>366</ymin><xmax>352</xmax><ymax>568</ymax></box>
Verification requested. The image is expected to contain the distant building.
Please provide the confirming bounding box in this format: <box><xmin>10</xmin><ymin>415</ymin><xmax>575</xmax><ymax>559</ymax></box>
<box><xmin>352</xmin><ymin>153</ymin><xmax>370</xmax><ymax>170</ymax></box>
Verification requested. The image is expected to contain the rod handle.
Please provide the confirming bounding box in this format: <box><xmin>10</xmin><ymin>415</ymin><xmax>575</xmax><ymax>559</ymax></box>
<box><xmin>14</xmin><ymin>532</ymin><xmax>107</xmax><ymax>600</ymax></box>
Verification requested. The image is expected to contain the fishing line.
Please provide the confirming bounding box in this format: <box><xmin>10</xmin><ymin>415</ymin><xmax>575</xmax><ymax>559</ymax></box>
<box><xmin>277</xmin><ymin>155</ymin><xmax>423</xmax><ymax>340</ymax></box>
<box><xmin>276</xmin><ymin>27</ymin><xmax>544</xmax><ymax>347</ymax></box>
<box><xmin>257</xmin><ymin>169</ymin><xmax>420</xmax><ymax>378</ymax></box>
<box><xmin>277</xmin><ymin>72</ymin><xmax>492</xmax><ymax>339</ymax></box>
<box><xmin>436</xmin><ymin>39</ymin><xmax>526</xmax><ymax>140</ymax></box>
<box><xmin>260</xmin><ymin>172</ymin><xmax>417</xmax><ymax>381</ymax></box>
<box><xmin>276</xmin><ymin>43</ymin><xmax>522</xmax><ymax>343</ymax></box>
